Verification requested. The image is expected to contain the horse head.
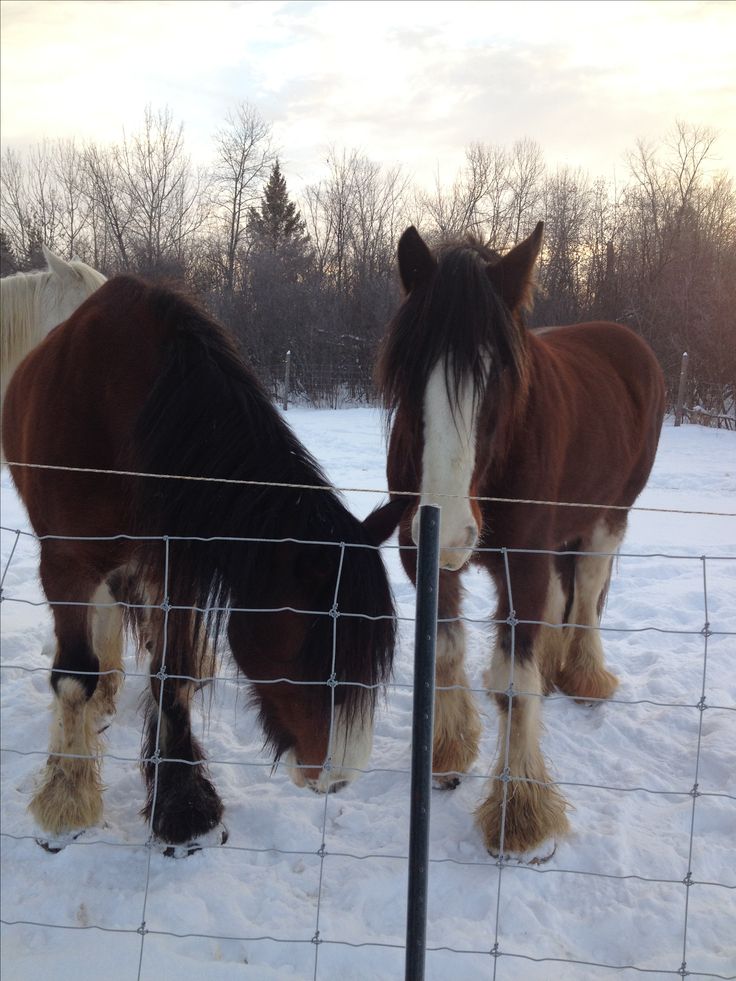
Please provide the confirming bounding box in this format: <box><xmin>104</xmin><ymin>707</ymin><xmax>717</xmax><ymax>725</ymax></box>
<box><xmin>40</xmin><ymin>245</ymin><xmax>107</xmax><ymax>334</ymax></box>
<box><xmin>380</xmin><ymin>223</ymin><xmax>543</xmax><ymax>570</ymax></box>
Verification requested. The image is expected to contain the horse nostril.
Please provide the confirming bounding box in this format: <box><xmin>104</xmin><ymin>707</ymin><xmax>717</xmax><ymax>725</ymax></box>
<box><xmin>328</xmin><ymin>780</ymin><xmax>348</xmax><ymax>794</ymax></box>
<box><xmin>464</xmin><ymin>525</ymin><xmax>478</xmax><ymax>547</ymax></box>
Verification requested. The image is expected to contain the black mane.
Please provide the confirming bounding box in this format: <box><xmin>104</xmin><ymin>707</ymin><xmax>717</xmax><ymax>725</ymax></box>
<box><xmin>127</xmin><ymin>279</ymin><xmax>394</xmax><ymax>741</ymax></box>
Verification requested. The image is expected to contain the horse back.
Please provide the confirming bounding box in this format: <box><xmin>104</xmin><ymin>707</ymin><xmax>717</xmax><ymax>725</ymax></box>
<box><xmin>3</xmin><ymin>277</ymin><xmax>172</xmax><ymax>539</ymax></box>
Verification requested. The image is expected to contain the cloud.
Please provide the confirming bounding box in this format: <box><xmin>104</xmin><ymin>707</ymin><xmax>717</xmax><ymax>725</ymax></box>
<box><xmin>1</xmin><ymin>0</ymin><xmax>733</xmax><ymax>189</ymax></box>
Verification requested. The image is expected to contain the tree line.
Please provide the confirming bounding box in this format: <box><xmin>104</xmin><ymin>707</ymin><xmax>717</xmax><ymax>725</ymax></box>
<box><xmin>2</xmin><ymin>107</ymin><xmax>734</xmax><ymax>413</ymax></box>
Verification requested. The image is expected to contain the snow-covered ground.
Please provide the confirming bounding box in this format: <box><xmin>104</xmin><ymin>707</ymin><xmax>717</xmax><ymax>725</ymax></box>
<box><xmin>1</xmin><ymin>409</ymin><xmax>734</xmax><ymax>981</ymax></box>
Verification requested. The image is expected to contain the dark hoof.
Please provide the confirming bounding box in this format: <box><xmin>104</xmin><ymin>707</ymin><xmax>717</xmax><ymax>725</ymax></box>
<box><xmin>162</xmin><ymin>823</ymin><xmax>229</xmax><ymax>858</ymax></box>
<box><xmin>433</xmin><ymin>775</ymin><xmax>461</xmax><ymax>791</ymax></box>
<box><xmin>144</xmin><ymin>769</ymin><xmax>224</xmax><ymax>845</ymax></box>
<box><xmin>36</xmin><ymin>829</ymin><xmax>85</xmax><ymax>853</ymax></box>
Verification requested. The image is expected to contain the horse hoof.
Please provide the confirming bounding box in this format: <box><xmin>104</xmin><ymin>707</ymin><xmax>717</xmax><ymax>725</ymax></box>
<box><xmin>36</xmin><ymin>829</ymin><xmax>86</xmax><ymax>853</ymax></box>
<box><xmin>162</xmin><ymin>823</ymin><xmax>228</xmax><ymax>858</ymax></box>
<box><xmin>432</xmin><ymin>774</ymin><xmax>461</xmax><ymax>790</ymax></box>
<box><xmin>488</xmin><ymin>838</ymin><xmax>557</xmax><ymax>865</ymax></box>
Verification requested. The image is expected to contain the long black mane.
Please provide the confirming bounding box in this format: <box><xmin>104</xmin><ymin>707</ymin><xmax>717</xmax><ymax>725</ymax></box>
<box><xmin>128</xmin><ymin>280</ymin><xmax>394</xmax><ymax>741</ymax></box>
<box><xmin>376</xmin><ymin>237</ymin><xmax>528</xmax><ymax>423</ymax></box>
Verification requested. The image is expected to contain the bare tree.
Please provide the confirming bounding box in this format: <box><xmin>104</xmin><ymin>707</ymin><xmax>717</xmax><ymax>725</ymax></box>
<box><xmin>0</xmin><ymin>147</ymin><xmax>30</xmax><ymax>260</ymax></box>
<box><xmin>53</xmin><ymin>139</ymin><xmax>91</xmax><ymax>259</ymax></box>
<box><xmin>508</xmin><ymin>137</ymin><xmax>545</xmax><ymax>244</ymax></box>
<box><xmin>82</xmin><ymin>142</ymin><xmax>132</xmax><ymax>268</ymax></box>
<box><xmin>212</xmin><ymin>102</ymin><xmax>274</xmax><ymax>291</ymax></box>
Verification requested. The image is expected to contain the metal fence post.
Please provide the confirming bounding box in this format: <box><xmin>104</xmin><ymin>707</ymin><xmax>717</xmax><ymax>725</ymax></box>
<box><xmin>283</xmin><ymin>350</ymin><xmax>291</xmax><ymax>412</ymax></box>
<box><xmin>405</xmin><ymin>504</ymin><xmax>441</xmax><ymax>981</ymax></box>
<box><xmin>675</xmin><ymin>351</ymin><xmax>688</xmax><ymax>427</ymax></box>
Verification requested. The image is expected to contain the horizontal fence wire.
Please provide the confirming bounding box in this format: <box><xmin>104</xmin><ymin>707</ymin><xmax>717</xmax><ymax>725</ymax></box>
<box><xmin>1</xmin><ymin>498</ymin><xmax>734</xmax><ymax>979</ymax></box>
<box><xmin>5</xmin><ymin>460</ymin><xmax>736</xmax><ymax>517</ymax></box>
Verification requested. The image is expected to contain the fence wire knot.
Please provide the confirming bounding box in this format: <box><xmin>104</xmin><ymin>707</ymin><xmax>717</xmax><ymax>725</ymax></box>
<box><xmin>311</xmin><ymin>930</ymin><xmax>322</xmax><ymax>946</ymax></box>
<box><xmin>688</xmin><ymin>782</ymin><xmax>700</xmax><ymax>800</ymax></box>
<box><xmin>317</xmin><ymin>843</ymin><xmax>327</xmax><ymax>859</ymax></box>
<box><xmin>701</xmin><ymin>621</ymin><xmax>712</xmax><ymax>638</ymax></box>
<box><xmin>490</xmin><ymin>942</ymin><xmax>501</xmax><ymax>959</ymax></box>
<box><xmin>696</xmin><ymin>695</ymin><xmax>707</xmax><ymax>713</ymax></box>
<box><xmin>136</xmin><ymin>921</ymin><xmax>148</xmax><ymax>936</ymax></box>
<box><xmin>505</xmin><ymin>614</ymin><xmax>519</xmax><ymax>628</ymax></box>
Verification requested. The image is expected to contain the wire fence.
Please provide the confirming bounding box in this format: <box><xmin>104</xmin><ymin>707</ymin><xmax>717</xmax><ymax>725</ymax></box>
<box><xmin>259</xmin><ymin>354</ymin><xmax>735</xmax><ymax>425</ymax></box>
<box><xmin>1</xmin><ymin>473</ymin><xmax>735</xmax><ymax>979</ymax></box>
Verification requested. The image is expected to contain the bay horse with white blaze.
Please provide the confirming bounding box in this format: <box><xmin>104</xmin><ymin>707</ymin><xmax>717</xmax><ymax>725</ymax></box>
<box><xmin>4</xmin><ymin>276</ymin><xmax>400</xmax><ymax>847</ymax></box>
<box><xmin>377</xmin><ymin>223</ymin><xmax>665</xmax><ymax>858</ymax></box>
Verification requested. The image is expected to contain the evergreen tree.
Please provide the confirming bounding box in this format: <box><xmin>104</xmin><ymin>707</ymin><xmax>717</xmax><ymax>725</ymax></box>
<box><xmin>0</xmin><ymin>228</ymin><xmax>19</xmax><ymax>277</ymax></box>
<box><xmin>25</xmin><ymin>224</ymin><xmax>46</xmax><ymax>270</ymax></box>
<box><xmin>248</xmin><ymin>160</ymin><xmax>309</xmax><ymax>254</ymax></box>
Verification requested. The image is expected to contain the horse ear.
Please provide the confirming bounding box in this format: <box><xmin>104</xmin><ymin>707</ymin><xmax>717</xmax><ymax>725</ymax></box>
<box><xmin>488</xmin><ymin>221</ymin><xmax>544</xmax><ymax>314</ymax></box>
<box><xmin>398</xmin><ymin>226</ymin><xmax>436</xmax><ymax>293</ymax></box>
<box><xmin>361</xmin><ymin>498</ymin><xmax>409</xmax><ymax>546</ymax></box>
<box><xmin>43</xmin><ymin>245</ymin><xmax>81</xmax><ymax>283</ymax></box>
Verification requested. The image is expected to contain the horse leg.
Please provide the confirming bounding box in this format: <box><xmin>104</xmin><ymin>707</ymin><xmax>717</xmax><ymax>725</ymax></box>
<box><xmin>555</xmin><ymin>517</ymin><xmax>625</xmax><ymax>702</ymax></box>
<box><xmin>432</xmin><ymin>569</ymin><xmax>482</xmax><ymax>788</ymax></box>
<box><xmin>398</xmin><ymin>517</ymin><xmax>481</xmax><ymax>789</ymax></box>
<box><xmin>536</xmin><ymin>558</ymin><xmax>573</xmax><ymax>695</ymax></box>
<box><xmin>142</xmin><ymin>609</ymin><xmax>223</xmax><ymax>844</ymax></box>
<box><xmin>476</xmin><ymin>554</ymin><xmax>569</xmax><ymax>856</ymax></box>
<box><xmin>89</xmin><ymin>580</ymin><xmax>125</xmax><ymax>716</ymax></box>
<box><xmin>30</xmin><ymin>547</ymin><xmax>106</xmax><ymax>835</ymax></box>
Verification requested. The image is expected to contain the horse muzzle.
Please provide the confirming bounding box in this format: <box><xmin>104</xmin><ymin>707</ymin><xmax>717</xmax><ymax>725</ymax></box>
<box><xmin>411</xmin><ymin>509</ymin><xmax>478</xmax><ymax>571</ymax></box>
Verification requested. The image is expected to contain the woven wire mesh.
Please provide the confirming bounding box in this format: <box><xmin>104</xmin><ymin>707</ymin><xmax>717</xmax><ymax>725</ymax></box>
<box><xmin>1</xmin><ymin>504</ymin><xmax>735</xmax><ymax>979</ymax></box>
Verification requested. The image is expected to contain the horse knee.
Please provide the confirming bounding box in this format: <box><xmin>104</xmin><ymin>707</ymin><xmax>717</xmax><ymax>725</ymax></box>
<box><xmin>51</xmin><ymin>641</ymin><xmax>100</xmax><ymax>701</ymax></box>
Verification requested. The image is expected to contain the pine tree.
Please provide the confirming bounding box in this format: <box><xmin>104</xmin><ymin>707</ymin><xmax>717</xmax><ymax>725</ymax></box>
<box><xmin>248</xmin><ymin>160</ymin><xmax>309</xmax><ymax>254</ymax></box>
<box><xmin>25</xmin><ymin>224</ymin><xmax>46</xmax><ymax>270</ymax></box>
<box><xmin>0</xmin><ymin>228</ymin><xmax>19</xmax><ymax>277</ymax></box>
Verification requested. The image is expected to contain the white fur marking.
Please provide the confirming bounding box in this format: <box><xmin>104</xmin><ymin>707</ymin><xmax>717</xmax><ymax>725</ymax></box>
<box><xmin>413</xmin><ymin>357</ymin><xmax>484</xmax><ymax>570</ymax></box>
<box><xmin>285</xmin><ymin>704</ymin><xmax>373</xmax><ymax>793</ymax></box>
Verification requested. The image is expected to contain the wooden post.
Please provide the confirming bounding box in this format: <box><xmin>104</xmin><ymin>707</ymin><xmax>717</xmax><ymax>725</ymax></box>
<box><xmin>675</xmin><ymin>352</ymin><xmax>689</xmax><ymax>427</ymax></box>
<box><xmin>283</xmin><ymin>350</ymin><xmax>291</xmax><ymax>412</ymax></box>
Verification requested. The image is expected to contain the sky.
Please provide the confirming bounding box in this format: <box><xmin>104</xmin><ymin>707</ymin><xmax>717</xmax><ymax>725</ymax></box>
<box><xmin>1</xmin><ymin>0</ymin><xmax>734</xmax><ymax>192</ymax></box>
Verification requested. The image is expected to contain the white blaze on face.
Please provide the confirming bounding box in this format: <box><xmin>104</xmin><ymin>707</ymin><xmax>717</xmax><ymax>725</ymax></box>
<box><xmin>285</xmin><ymin>703</ymin><xmax>373</xmax><ymax>793</ymax></box>
<box><xmin>412</xmin><ymin>357</ymin><xmax>482</xmax><ymax>571</ymax></box>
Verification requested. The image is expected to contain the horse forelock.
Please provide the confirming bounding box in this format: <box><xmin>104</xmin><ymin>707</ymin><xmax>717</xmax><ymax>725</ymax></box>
<box><xmin>378</xmin><ymin>236</ymin><xmax>528</xmax><ymax>434</ymax></box>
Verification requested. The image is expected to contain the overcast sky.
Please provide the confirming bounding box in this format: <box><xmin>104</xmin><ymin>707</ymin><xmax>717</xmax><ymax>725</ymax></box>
<box><xmin>1</xmin><ymin>0</ymin><xmax>734</xmax><ymax>191</ymax></box>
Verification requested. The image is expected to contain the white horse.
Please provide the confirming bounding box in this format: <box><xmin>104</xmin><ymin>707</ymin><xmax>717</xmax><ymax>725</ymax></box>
<box><xmin>1</xmin><ymin>246</ymin><xmax>106</xmax><ymax>453</ymax></box>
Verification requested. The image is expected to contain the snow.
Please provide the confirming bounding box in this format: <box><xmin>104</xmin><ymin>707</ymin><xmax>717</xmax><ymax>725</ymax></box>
<box><xmin>1</xmin><ymin>410</ymin><xmax>735</xmax><ymax>981</ymax></box>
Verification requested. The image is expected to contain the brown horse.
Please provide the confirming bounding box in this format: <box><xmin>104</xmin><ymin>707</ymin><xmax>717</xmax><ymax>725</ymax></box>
<box><xmin>3</xmin><ymin>276</ymin><xmax>401</xmax><ymax>848</ymax></box>
<box><xmin>377</xmin><ymin>223</ymin><xmax>665</xmax><ymax>858</ymax></box>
